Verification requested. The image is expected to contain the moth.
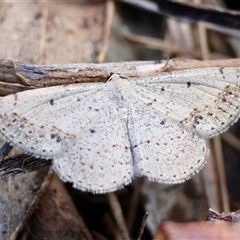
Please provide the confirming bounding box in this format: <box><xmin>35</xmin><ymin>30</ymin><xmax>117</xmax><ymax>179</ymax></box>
<box><xmin>0</xmin><ymin>58</ymin><xmax>240</xmax><ymax>193</ymax></box>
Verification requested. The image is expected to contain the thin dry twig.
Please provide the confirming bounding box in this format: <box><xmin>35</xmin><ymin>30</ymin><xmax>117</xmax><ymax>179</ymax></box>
<box><xmin>97</xmin><ymin>0</ymin><xmax>115</xmax><ymax>63</ymax></box>
<box><xmin>1</xmin><ymin>58</ymin><xmax>240</xmax><ymax>92</ymax></box>
<box><xmin>137</xmin><ymin>212</ymin><xmax>149</xmax><ymax>240</ymax></box>
<box><xmin>126</xmin><ymin>177</ymin><xmax>144</xmax><ymax>232</ymax></box>
<box><xmin>125</xmin><ymin>34</ymin><xmax>202</xmax><ymax>58</ymax></box>
<box><xmin>107</xmin><ymin>192</ymin><xmax>131</xmax><ymax>240</ymax></box>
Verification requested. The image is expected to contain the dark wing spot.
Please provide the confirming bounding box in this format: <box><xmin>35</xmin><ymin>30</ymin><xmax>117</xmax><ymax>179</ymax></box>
<box><xmin>51</xmin><ymin>133</ymin><xmax>62</xmax><ymax>143</ymax></box>
<box><xmin>89</xmin><ymin>129</ymin><xmax>95</xmax><ymax>134</ymax></box>
<box><xmin>160</xmin><ymin>119</ymin><xmax>166</xmax><ymax>125</ymax></box>
<box><xmin>51</xmin><ymin>133</ymin><xmax>57</xmax><ymax>139</ymax></box>
<box><xmin>50</xmin><ymin>99</ymin><xmax>54</xmax><ymax>105</ymax></box>
<box><xmin>187</xmin><ymin>82</ymin><xmax>191</xmax><ymax>87</ymax></box>
<box><xmin>193</xmin><ymin>115</ymin><xmax>203</xmax><ymax>125</ymax></box>
<box><xmin>147</xmin><ymin>99</ymin><xmax>157</xmax><ymax>105</ymax></box>
<box><xmin>217</xmin><ymin>106</ymin><xmax>226</xmax><ymax>113</ymax></box>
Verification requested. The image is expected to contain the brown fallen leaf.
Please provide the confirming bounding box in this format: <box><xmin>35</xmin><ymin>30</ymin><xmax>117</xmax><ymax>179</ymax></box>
<box><xmin>27</xmin><ymin>174</ymin><xmax>93</xmax><ymax>240</ymax></box>
<box><xmin>0</xmin><ymin>166</ymin><xmax>52</xmax><ymax>240</ymax></box>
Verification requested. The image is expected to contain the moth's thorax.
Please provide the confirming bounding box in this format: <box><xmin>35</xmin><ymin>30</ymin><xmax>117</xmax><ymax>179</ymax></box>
<box><xmin>107</xmin><ymin>74</ymin><xmax>133</xmax><ymax>108</ymax></box>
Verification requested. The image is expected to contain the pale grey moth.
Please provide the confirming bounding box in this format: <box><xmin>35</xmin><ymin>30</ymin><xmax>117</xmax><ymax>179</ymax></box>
<box><xmin>0</xmin><ymin>66</ymin><xmax>240</xmax><ymax>193</ymax></box>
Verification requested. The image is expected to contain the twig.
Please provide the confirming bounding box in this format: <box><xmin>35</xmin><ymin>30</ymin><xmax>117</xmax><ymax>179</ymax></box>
<box><xmin>137</xmin><ymin>212</ymin><xmax>149</xmax><ymax>240</ymax></box>
<box><xmin>107</xmin><ymin>192</ymin><xmax>131</xmax><ymax>240</ymax></box>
